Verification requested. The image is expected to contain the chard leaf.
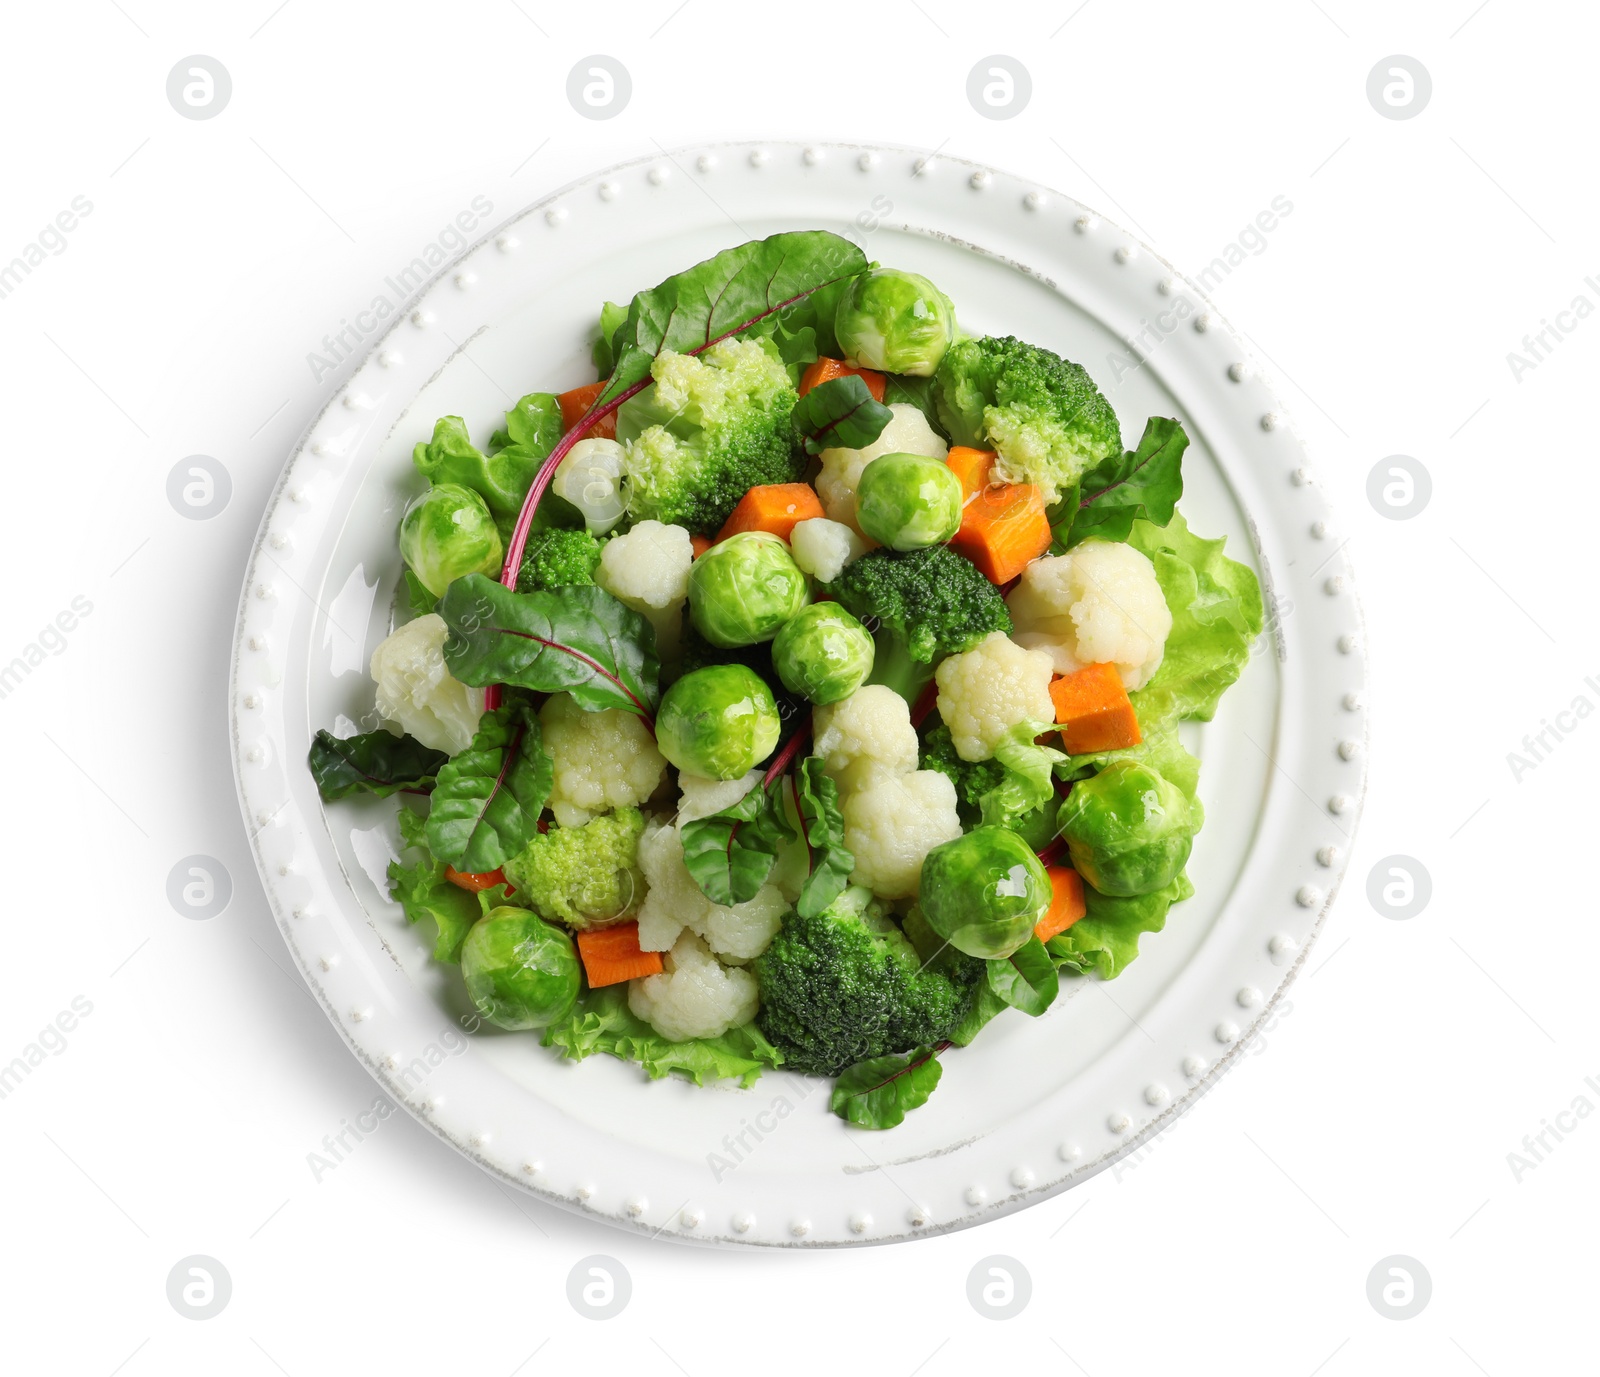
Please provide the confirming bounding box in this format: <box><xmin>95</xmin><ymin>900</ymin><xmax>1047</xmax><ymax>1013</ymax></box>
<box><xmin>986</xmin><ymin>936</ymin><xmax>1060</xmax><ymax>1016</ymax></box>
<box><xmin>438</xmin><ymin>575</ymin><xmax>659</xmax><ymax>718</ymax></box>
<box><xmin>791</xmin><ymin>374</ymin><xmax>893</xmax><ymax>455</ymax></box>
<box><xmin>424</xmin><ymin>702</ymin><xmax>553</xmax><ymax>872</ymax></box>
<box><xmin>308</xmin><ymin>729</ymin><xmax>447</xmax><ymax>801</ymax></box>
<box><xmin>831</xmin><ymin>1045</ymin><xmax>944</xmax><ymax>1130</ymax></box>
<box><xmin>680</xmin><ymin>777</ymin><xmax>797</xmax><ymax>907</ymax></box>
<box><xmin>590</xmin><ymin>300</ymin><xmax>629</xmax><ymax>377</ymax></box>
<box><xmin>1061</xmin><ymin>416</ymin><xmax>1188</xmax><ymax>548</ymax></box>
<box><xmin>793</xmin><ymin>757</ymin><xmax>854</xmax><ymax>919</ymax></box>
<box><xmin>402</xmin><ymin>569</ymin><xmax>438</xmax><ymax>619</ymax></box>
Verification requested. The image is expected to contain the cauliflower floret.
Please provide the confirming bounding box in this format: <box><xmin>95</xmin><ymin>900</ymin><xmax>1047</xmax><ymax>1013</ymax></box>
<box><xmin>676</xmin><ymin>769</ymin><xmax>763</xmax><ymax>826</ymax></box>
<box><xmin>817</xmin><ymin>404</ymin><xmax>948</xmax><ymax>534</ymax></box>
<box><xmin>635</xmin><ymin>818</ymin><xmax>786</xmax><ymax>961</ymax></box>
<box><xmin>1006</xmin><ymin>539</ymin><xmax>1172</xmax><ymax>689</ymax></box>
<box><xmin>595</xmin><ymin>519</ymin><xmax>693</xmax><ymax>660</ymax></box>
<box><xmin>540</xmin><ymin>693</ymin><xmax>667</xmax><ymax>826</ymax></box>
<box><xmin>934</xmin><ymin>630</ymin><xmax>1056</xmax><ymax>762</ymax></box>
<box><xmin>840</xmin><ymin>770</ymin><xmax>962</xmax><ymax>899</ymax></box>
<box><xmin>370</xmin><ymin>614</ymin><xmax>485</xmax><ymax>754</ymax></box>
<box><xmin>789</xmin><ymin>517</ymin><xmax>869</xmax><ymax>583</ymax></box>
<box><xmin>628</xmin><ymin>930</ymin><xmax>760</xmax><ymax>1041</ymax></box>
<box><xmin>812</xmin><ymin>684</ymin><xmax>919</xmax><ymax>793</ymax></box>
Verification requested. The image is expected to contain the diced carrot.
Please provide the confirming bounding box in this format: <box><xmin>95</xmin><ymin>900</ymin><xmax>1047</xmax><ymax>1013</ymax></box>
<box><xmin>557</xmin><ymin>381</ymin><xmax>618</xmax><ymax>441</ymax></box>
<box><xmin>1035</xmin><ymin>867</ymin><xmax>1087</xmax><ymax>943</ymax></box>
<box><xmin>798</xmin><ymin>356</ymin><xmax>887</xmax><ymax>402</ymax></box>
<box><xmin>948</xmin><ymin>481</ymin><xmax>1052</xmax><ymax>584</ymax></box>
<box><xmin>576</xmin><ymin>921</ymin><xmax>664</xmax><ymax>988</ymax></box>
<box><xmin>716</xmin><ymin>483</ymin><xmax>826</xmax><ymax>542</ymax></box>
<box><xmin>690</xmin><ymin>534</ymin><xmax>713</xmax><ymax>558</ymax></box>
<box><xmin>1050</xmin><ymin>663</ymin><xmax>1142</xmax><ymax>755</ymax></box>
<box><xmin>945</xmin><ymin>446</ymin><xmax>996</xmax><ymax>499</ymax></box>
<box><xmin>444</xmin><ymin>866</ymin><xmax>511</xmax><ymax>894</ymax></box>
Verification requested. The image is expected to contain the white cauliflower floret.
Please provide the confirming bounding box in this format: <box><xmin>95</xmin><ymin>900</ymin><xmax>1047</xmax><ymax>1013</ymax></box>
<box><xmin>934</xmin><ymin>630</ymin><xmax>1056</xmax><ymax>762</ymax></box>
<box><xmin>595</xmin><ymin>519</ymin><xmax>693</xmax><ymax>661</ymax></box>
<box><xmin>789</xmin><ymin>517</ymin><xmax>868</xmax><ymax>583</ymax></box>
<box><xmin>540</xmin><ymin>693</ymin><xmax>667</xmax><ymax>826</ymax></box>
<box><xmin>817</xmin><ymin>404</ymin><xmax>947</xmax><ymax>534</ymax></box>
<box><xmin>628</xmin><ymin>931</ymin><xmax>759</xmax><ymax>1041</ymax></box>
<box><xmin>635</xmin><ymin>818</ymin><xmax>786</xmax><ymax>961</ymax></box>
<box><xmin>370</xmin><ymin>614</ymin><xmax>484</xmax><ymax>754</ymax></box>
<box><xmin>840</xmin><ymin>770</ymin><xmax>962</xmax><ymax>899</ymax></box>
<box><xmin>1006</xmin><ymin>539</ymin><xmax>1172</xmax><ymax>689</ymax></box>
<box><xmin>812</xmin><ymin>684</ymin><xmax>919</xmax><ymax>793</ymax></box>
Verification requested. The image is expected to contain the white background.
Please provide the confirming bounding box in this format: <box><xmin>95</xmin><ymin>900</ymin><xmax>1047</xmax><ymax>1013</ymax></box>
<box><xmin>2</xmin><ymin>1</ymin><xmax>1595</xmax><ymax>1372</ymax></box>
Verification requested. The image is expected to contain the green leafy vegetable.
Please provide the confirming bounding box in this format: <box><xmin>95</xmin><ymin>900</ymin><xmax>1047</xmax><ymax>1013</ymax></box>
<box><xmin>793</xmin><ymin>758</ymin><xmax>853</xmax><ymax>919</ymax></box>
<box><xmin>880</xmin><ymin>372</ymin><xmax>947</xmax><ymax>435</ymax></box>
<box><xmin>402</xmin><ymin>569</ymin><xmax>437</xmax><ymax>619</ymax></box>
<box><xmin>424</xmin><ymin>702</ymin><xmax>554</xmax><ymax>872</ymax></box>
<box><xmin>680</xmin><ymin>774</ymin><xmax>797</xmax><ymax>906</ymax></box>
<box><xmin>1046</xmin><ymin>872</ymin><xmax>1195</xmax><ymax>979</ymax></box>
<box><xmin>590</xmin><ymin>300</ymin><xmax>629</xmax><ymax>377</ymax></box>
<box><xmin>986</xmin><ymin>936</ymin><xmax>1060</xmax><ymax>1016</ymax></box>
<box><xmin>387</xmin><ymin>809</ymin><xmax>480</xmax><ymax>963</ymax></box>
<box><xmin>413</xmin><ymin>413</ymin><xmax>548</xmax><ymax>539</ymax></box>
<box><xmin>308</xmin><ymin>729</ymin><xmax>446</xmax><ymax>801</ymax></box>
<box><xmin>791</xmin><ymin>374</ymin><xmax>892</xmax><ymax>455</ymax></box>
<box><xmin>1061</xmin><ymin>416</ymin><xmax>1188</xmax><ymax>548</ymax></box>
<box><xmin>946</xmin><ymin>981</ymin><xmax>1009</xmax><ymax>1047</ymax></box>
<box><xmin>438</xmin><ymin>575</ymin><xmax>660</xmax><ymax>718</ymax></box>
<box><xmin>831</xmin><ymin>1044</ymin><xmax>944</xmax><ymax>1129</ymax></box>
<box><xmin>1127</xmin><ymin>511</ymin><xmax>1264</xmax><ymax>721</ymax></box>
<box><xmin>977</xmin><ymin>719</ymin><xmax>1066</xmax><ymax>826</ymax></box>
<box><xmin>542</xmin><ymin>985</ymin><xmax>784</xmax><ymax>1088</ymax></box>
<box><xmin>489</xmin><ymin>392</ymin><xmax>564</xmax><ymax>457</ymax></box>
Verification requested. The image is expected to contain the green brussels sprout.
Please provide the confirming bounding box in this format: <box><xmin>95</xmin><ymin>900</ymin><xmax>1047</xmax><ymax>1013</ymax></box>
<box><xmin>1057</xmin><ymin>760</ymin><xmax>1195</xmax><ymax>898</ymax></box>
<box><xmin>855</xmin><ymin>453</ymin><xmax>964</xmax><ymax>551</ymax></box>
<box><xmin>687</xmin><ymin>530</ymin><xmax>810</xmax><ymax>648</ymax></box>
<box><xmin>770</xmin><ymin>603</ymin><xmax>875</xmax><ymax>705</ymax></box>
<box><xmin>919</xmin><ymin>825</ymin><xmax>1051</xmax><ymax>959</ymax></box>
<box><xmin>399</xmin><ymin>483</ymin><xmax>503</xmax><ymax>598</ymax></box>
<box><xmin>460</xmin><ymin>907</ymin><xmax>581</xmax><ymax>1030</ymax></box>
<box><xmin>834</xmin><ymin>268</ymin><xmax>957</xmax><ymax>376</ymax></box>
<box><xmin>656</xmin><ymin>664</ymin><xmax>782</xmax><ymax>779</ymax></box>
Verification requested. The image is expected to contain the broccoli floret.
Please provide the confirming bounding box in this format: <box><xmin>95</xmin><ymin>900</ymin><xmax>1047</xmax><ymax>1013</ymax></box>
<box><xmin>515</xmin><ymin>527</ymin><xmax>601</xmax><ymax>593</ymax></box>
<box><xmin>754</xmin><ymin>886</ymin><xmax>984</xmax><ymax>1076</ymax></box>
<box><xmin>502</xmin><ymin>807</ymin><xmax>645</xmax><ymax>929</ymax></box>
<box><xmin>616</xmin><ymin>337</ymin><xmax>803</xmax><ymax>534</ymax></box>
<box><xmin>822</xmin><ymin>544</ymin><xmax>1011</xmax><ymax>703</ymax></box>
<box><xmin>920</xmin><ymin>721</ymin><xmax>1005</xmax><ymax>817</ymax></box>
<box><xmin>933</xmin><ymin>335</ymin><xmax>1121</xmax><ymax>505</ymax></box>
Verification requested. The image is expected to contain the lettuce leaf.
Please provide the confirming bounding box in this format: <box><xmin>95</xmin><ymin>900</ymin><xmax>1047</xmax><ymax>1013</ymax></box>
<box><xmin>978</xmin><ymin>719</ymin><xmax>1066</xmax><ymax>826</ymax></box>
<box><xmin>387</xmin><ymin>808</ymin><xmax>481</xmax><ymax>963</ymax></box>
<box><xmin>1127</xmin><ymin>511</ymin><xmax>1263</xmax><ymax>721</ymax></box>
<box><xmin>415</xmin><ymin>397</ymin><xmax>562</xmax><ymax>542</ymax></box>
<box><xmin>1046</xmin><ymin>872</ymin><xmax>1194</xmax><ymax>980</ymax></box>
<box><xmin>541</xmin><ymin>985</ymin><xmax>784</xmax><ymax>1088</ymax></box>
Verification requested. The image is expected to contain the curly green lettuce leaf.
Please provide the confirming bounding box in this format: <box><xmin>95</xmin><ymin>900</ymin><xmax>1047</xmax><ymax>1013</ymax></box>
<box><xmin>1061</xmin><ymin>416</ymin><xmax>1188</xmax><ymax>548</ymax></box>
<box><xmin>831</xmin><ymin>1044</ymin><xmax>944</xmax><ymax>1129</ymax></box>
<box><xmin>425</xmin><ymin>701</ymin><xmax>553</xmax><ymax>872</ymax></box>
<box><xmin>791</xmin><ymin>374</ymin><xmax>892</xmax><ymax>455</ymax></box>
<box><xmin>977</xmin><ymin>719</ymin><xmax>1066</xmax><ymax>826</ymax></box>
<box><xmin>1046</xmin><ymin>871</ymin><xmax>1195</xmax><ymax>980</ymax></box>
<box><xmin>541</xmin><ymin>985</ymin><xmax>784</xmax><ymax>1088</ymax></box>
<box><xmin>413</xmin><ymin>412</ymin><xmax>552</xmax><ymax>541</ymax></box>
<box><xmin>1060</xmin><ymin>693</ymin><xmax>1203</xmax><ymax>823</ymax></box>
<box><xmin>793</xmin><ymin>757</ymin><xmax>854</xmax><ymax>919</ymax></box>
<box><xmin>1127</xmin><ymin>511</ymin><xmax>1264</xmax><ymax>721</ymax></box>
<box><xmin>387</xmin><ymin>808</ymin><xmax>480</xmax><ymax>963</ymax></box>
<box><xmin>308</xmin><ymin>728</ymin><xmax>446</xmax><ymax>801</ymax></box>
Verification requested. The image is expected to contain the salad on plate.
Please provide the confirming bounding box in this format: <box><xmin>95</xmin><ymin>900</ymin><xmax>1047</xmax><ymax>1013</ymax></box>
<box><xmin>307</xmin><ymin>230</ymin><xmax>1264</xmax><ymax>1130</ymax></box>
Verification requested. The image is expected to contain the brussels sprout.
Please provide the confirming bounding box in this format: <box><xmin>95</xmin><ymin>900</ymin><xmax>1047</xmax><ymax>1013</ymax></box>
<box><xmin>770</xmin><ymin>603</ymin><xmax>875</xmax><ymax>705</ymax></box>
<box><xmin>686</xmin><ymin>530</ymin><xmax>810</xmax><ymax>648</ymax></box>
<box><xmin>1056</xmin><ymin>760</ymin><xmax>1195</xmax><ymax>898</ymax></box>
<box><xmin>460</xmin><ymin>907</ymin><xmax>581</xmax><ymax>1030</ymax></box>
<box><xmin>656</xmin><ymin>664</ymin><xmax>783</xmax><ymax>779</ymax></box>
<box><xmin>834</xmin><ymin>269</ymin><xmax>957</xmax><ymax>376</ymax></box>
<box><xmin>919</xmin><ymin>825</ymin><xmax>1050</xmax><ymax>959</ymax></box>
<box><xmin>855</xmin><ymin>453</ymin><xmax>964</xmax><ymax>551</ymax></box>
<box><xmin>399</xmin><ymin>483</ymin><xmax>503</xmax><ymax>598</ymax></box>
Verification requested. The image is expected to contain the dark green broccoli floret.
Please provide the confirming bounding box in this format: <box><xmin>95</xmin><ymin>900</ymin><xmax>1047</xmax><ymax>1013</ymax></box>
<box><xmin>933</xmin><ymin>335</ymin><xmax>1121</xmax><ymax>505</ymax></box>
<box><xmin>822</xmin><ymin>544</ymin><xmax>1011</xmax><ymax>702</ymax></box>
<box><xmin>755</xmin><ymin>887</ymin><xmax>984</xmax><ymax>1076</ymax></box>
<box><xmin>516</xmin><ymin>527</ymin><xmax>601</xmax><ymax>593</ymax></box>
<box><xmin>615</xmin><ymin>337</ymin><xmax>804</xmax><ymax>534</ymax></box>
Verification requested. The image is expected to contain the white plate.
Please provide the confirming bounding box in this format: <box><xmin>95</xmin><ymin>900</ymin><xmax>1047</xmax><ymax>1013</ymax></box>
<box><xmin>230</xmin><ymin>141</ymin><xmax>1366</xmax><ymax>1248</ymax></box>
